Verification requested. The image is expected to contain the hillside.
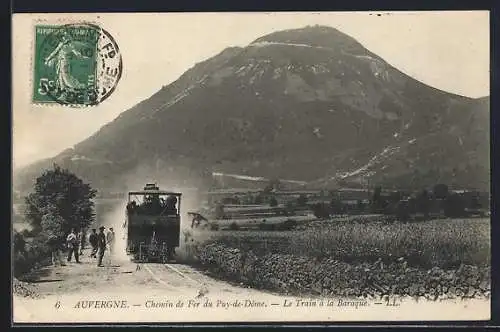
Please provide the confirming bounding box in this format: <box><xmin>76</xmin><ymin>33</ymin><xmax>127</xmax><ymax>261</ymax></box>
<box><xmin>15</xmin><ymin>25</ymin><xmax>490</xmax><ymax>193</ymax></box>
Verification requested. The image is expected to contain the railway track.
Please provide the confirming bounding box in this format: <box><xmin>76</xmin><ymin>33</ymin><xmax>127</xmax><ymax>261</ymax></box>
<box><xmin>141</xmin><ymin>262</ymin><xmax>209</xmax><ymax>296</ymax></box>
<box><xmin>163</xmin><ymin>263</ymin><xmax>205</xmax><ymax>285</ymax></box>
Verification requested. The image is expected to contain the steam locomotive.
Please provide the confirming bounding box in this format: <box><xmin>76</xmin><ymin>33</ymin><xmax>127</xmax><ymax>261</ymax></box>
<box><xmin>124</xmin><ymin>183</ymin><xmax>181</xmax><ymax>262</ymax></box>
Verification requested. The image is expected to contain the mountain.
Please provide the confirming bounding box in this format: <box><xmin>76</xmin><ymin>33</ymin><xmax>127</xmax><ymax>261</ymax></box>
<box><xmin>14</xmin><ymin>25</ymin><xmax>490</xmax><ymax>193</ymax></box>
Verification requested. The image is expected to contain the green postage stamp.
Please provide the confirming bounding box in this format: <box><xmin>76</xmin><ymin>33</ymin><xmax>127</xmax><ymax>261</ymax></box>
<box><xmin>32</xmin><ymin>23</ymin><xmax>122</xmax><ymax>106</ymax></box>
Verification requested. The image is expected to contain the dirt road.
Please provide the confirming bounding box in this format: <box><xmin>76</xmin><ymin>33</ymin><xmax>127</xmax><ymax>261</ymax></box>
<box><xmin>13</xmin><ymin>250</ymin><xmax>297</xmax><ymax>323</ymax></box>
<box><xmin>13</xmin><ymin>250</ymin><xmax>490</xmax><ymax>323</ymax></box>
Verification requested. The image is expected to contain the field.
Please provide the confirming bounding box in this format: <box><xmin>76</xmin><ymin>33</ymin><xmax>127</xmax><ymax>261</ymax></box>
<box><xmin>206</xmin><ymin>217</ymin><xmax>490</xmax><ymax>268</ymax></box>
<box><xmin>189</xmin><ymin>216</ymin><xmax>490</xmax><ymax>299</ymax></box>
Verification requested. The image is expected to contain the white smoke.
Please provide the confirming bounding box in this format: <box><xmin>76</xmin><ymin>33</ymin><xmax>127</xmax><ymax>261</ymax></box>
<box><xmin>99</xmin><ymin>202</ymin><xmax>129</xmax><ymax>262</ymax></box>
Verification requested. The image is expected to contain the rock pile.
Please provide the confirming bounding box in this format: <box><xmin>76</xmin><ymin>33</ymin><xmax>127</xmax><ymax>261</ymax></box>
<box><xmin>195</xmin><ymin>243</ymin><xmax>490</xmax><ymax>300</ymax></box>
<box><xmin>13</xmin><ymin>278</ymin><xmax>41</xmax><ymax>299</ymax></box>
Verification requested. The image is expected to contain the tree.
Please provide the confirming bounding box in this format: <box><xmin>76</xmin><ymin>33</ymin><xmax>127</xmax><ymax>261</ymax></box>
<box><xmin>214</xmin><ymin>203</ymin><xmax>225</xmax><ymax>219</ymax></box>
<box><xmin>444</xmin><ymin>193</ymin><xmax>466</xmax><ymax>218</ymax></box>
<box><xmin>356</xmin><ymin>200</ymin><xmax>365</xmax><ymax>212</ymax></box>
<box><xmin>264</xmin><ymin>179</ymin><xmax>281</xmax><ymax>193</ymax></box>
<box><xmin>469</xmin><ymin>191</ymin><xmax>482</xmax><ymax>210</ymax></box>
<box><xmin>312</xmin><ymin>203</ymin><xmax>330</xmax><ymax>219</ymax></box>
<box><xmin>13</xmin><ymin>231</ymin><xmax>27</xmax><ymax>256</ymax></box>
<box><xmin>297</xmin><ymin>194</ymin><xmax>308</xmax><ymax>207</ymax></box>
<box><xmin>254</xmin><ymin>193</ymin><xmax>264</xmax><ymax>205</ymax></box>
<box><xmin>371</xmin><ymin>186</ymin><xmax>387</xmax><ymax>213</ymax></box>
<box><xmin>372</xmin><ymin>186</ymin><xmax>382</xmax><ymax>204</ymax></box>
<box><xmin>395</xmin><ymin>200</ymin><xmax>410</xmax><ymax>221</ymax></box>
<box><xmin>269</xmin><ymin>196</ymin><xmax>278</xmax><ymax>207</ymax></box>
<box><xmin>388</xmin><ymin>191</ymin><xmax>402</xmax><ymax>204</ymax></box>
<box><xmin>24</xmin><ymin>164</ymin><xmax>97</xmax><ymax>236</ymax></box>
<box><xmin>330</xmin><ymin>197</ymin><xmax>343</xmax><ymax>215</ymax></box>
<box><xmin>433</xmin><ymin>184</ymin><xmax>449</xmax><ymax>200</ymax></box>
<box><xmin>416</xmin><ymin>189</ymin><xmax>430</xmax><ymax>219</ymax></box>
<box><xmin>40</xmin><ymin>205</ymin><xmax>67</xmax><ymax>239</ymax></box>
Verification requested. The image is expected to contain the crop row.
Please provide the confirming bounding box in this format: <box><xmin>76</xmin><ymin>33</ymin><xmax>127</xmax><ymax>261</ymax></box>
<box><xmin>205</xmin><ymin>218</ymin><xmax>490</xmax><ymax>269</ymax></box>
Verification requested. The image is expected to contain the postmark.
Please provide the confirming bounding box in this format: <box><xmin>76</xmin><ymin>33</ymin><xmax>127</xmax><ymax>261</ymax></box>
<box><xmin>32</xmin><ymin>23</ymin><xmax>122</xmax><ymax>106</ymax></box>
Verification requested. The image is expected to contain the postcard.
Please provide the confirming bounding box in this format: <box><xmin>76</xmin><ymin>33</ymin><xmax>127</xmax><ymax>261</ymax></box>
<box><xmin>12</xmin><ymin>11</ymin><xmax>490</xmax><ymax>323</ymax></box>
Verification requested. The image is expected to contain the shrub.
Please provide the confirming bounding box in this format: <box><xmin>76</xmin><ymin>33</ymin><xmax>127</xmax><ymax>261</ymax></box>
<box><xmin>13</xmin><ymin>232</ymin><xmax>53</xmax><ymax>278</ymax></box>
<box><xmin>229</xmin><ymin>222</ymin><xmax>240</xmax><ymax>231</ymax></box>
<box><xmin>313</xmin><ymin>203</ymin><xmax>330</xmax><ymax>219</ymax></box>
<box><xmin>280</xmin><ymin>219</ymin><xmax>297</xmax><ymax>230</ymax></box>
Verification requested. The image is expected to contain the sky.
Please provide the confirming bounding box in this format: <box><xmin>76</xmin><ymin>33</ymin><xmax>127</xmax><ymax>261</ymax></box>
<box><xmin>12</xmin><ymin>11</ymin><xmax>490</xmax><ymax>169</ymax></box>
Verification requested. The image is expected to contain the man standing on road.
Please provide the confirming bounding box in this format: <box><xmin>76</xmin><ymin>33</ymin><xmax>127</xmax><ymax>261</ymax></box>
<box><xmin>79</xmin><ymin>229</ymin><xmax>87</xmax><ymax>255</ymax></box>
<box><xmin>106</xmin><ymin>227</ymin><xmax>115</xmax><ymax>257</ymax></box>
<box><xmin>48</xmin><ymin>234</ymin><xmax>65</xmax><ymax>266</ymax></box>
<box><xmin>66</xmin><ymin>228</ymin><xmax>80</xmax><ymax>263</ymax></box>
<box><xmin>77</xmin><ymin>230</ymin><xmax>84</xmax><ymax>256</ymax></box>
<box><xmin>88</xmin><ymin>229</ymin><xmax>98</xmax><ymax>258</ymax></box>
<box><xmin>97</xmin><ymin>226</ymin><xmax>107</xmax><ymax>267</ymax></box>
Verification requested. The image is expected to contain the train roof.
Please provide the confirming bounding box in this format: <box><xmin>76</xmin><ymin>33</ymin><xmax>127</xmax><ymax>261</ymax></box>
<box><xmin>128</xmin><ymin>190</ymin><xmax>182</xmax><ymax>196</ymax></box>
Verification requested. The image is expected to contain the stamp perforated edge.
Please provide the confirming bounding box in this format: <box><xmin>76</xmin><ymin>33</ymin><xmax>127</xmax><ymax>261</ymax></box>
<box><xmin>28</xmin><ymin>18</ymin><xmax>120</xmax><ymax>108</ymax></box>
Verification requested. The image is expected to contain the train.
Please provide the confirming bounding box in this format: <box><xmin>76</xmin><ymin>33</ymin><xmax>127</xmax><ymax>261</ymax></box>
<box><xmin>124</xmin><ymin>183</ymin><xmax>181</xmax><ymax>263</ymax></box>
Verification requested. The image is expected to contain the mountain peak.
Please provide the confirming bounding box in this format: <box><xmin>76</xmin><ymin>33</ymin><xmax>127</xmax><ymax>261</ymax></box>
<box><xmin>251</xmin><ymin>25</ymin><xmax>366</xmax><ymax>53</ymax></box>
<box><xmin>14</xmin><ymin>25</ymin><xmax>489</xmax><ymax>192</ymax></box>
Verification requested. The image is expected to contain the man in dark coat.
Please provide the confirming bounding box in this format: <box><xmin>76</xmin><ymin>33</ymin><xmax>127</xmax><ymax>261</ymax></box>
<box><xmin>88</xmin><ymin>229</ymin><xmax>98</xmax><ymax>258</ymax></box>
<box><xmin>188</xmin><ymin>212</ymin><xmax>208</xmax><ymax>228</ymax></box>
<box><xmin>48</xmin><ymin>234</ymin><xmax>65</xmax><ymax>266</ymax></box>
<box><xmin>97</xmin><ymin>226</ymin><xmax>107</xmax><ymax>267</ymax></box>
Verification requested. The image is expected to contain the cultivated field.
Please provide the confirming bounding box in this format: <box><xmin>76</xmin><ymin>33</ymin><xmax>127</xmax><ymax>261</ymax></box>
<box><xmin>207</xmin><ymin>217</ymin><xmax>490</xmax><ymax>268</ymax></box>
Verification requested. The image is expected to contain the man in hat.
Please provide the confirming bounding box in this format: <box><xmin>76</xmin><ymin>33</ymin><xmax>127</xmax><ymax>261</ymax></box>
<box><xmin>77</xmin><ymin>229</ymin><xmax>84</xmax><ymax>256</ymax></box>
<box><xmin>66</xmin><ymin>228</ymin><xmax>81</xmax><ymax>263</ymax></box>
<box><xmin>106</xmin><ymin>227</ymin><xmax>115</xmax><ymax>255</ymax></box>
<box><xmin>47</xmin><ymin>234</ymin><xmax>65</xmax><ymax>266</ymax></box>
<box><xmin>97</xmin><ymin>226</ymin><xmax>107</xmax><ymax>267</ymax></box>
<box><xmin>88</xmin><ymin>228</ymin><xmax>98</xmax><ymax>258</ymax></box>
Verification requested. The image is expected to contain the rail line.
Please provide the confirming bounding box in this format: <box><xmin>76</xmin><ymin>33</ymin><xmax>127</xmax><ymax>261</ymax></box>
<box><xmin>142</xmin><ymin>262</ymin><xmax>208</xmax><ymax>294</ymax></box>
<box><xmin>142</xmin><ymin>264</ymin><xmax>177</xmax><ymax>290</ymax></box>
<box><xmin>164</xmin><ymin>264</ymin><xmax>207</xmax><ymax>287</ymax></box>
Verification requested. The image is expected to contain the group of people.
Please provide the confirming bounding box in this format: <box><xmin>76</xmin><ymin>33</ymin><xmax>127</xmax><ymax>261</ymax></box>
<box><xmin>50</xmin><ymin>226</ymin><xmax>116</xmax><ymax>267</ymax></box>
<box><xmin>126</xmin><ymin>195</ymin><xmax>178</xmax><ymax>216</ymax></box>
<box><xmin>85</xmin><ymin>226</ymin><xmax>115</xmax><ymax>267</ymax></box>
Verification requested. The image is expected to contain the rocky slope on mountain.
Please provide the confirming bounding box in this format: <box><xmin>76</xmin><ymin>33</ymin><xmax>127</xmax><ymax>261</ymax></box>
<box><xmin>15</xmin><ymin>25</ymin><xmax>490</xmax><ymax>193</ymax></box>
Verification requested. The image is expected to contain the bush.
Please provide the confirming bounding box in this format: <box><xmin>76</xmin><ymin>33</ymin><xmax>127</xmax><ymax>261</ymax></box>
<box><xmin>297</xmin><ymin>194</ymin><xmax>308</xmax><ymax>207</ymax></box>
<box><xmin>280</xmin><ymin>219</ymin><xmax>297</xmax><ymax>231</ymax></box>
<box><xmin>444</xmin><ymin>194</ymin><xmax>467</xmax><ymax>218</ymax></box>
<box><xmin>13</xmin><ymin>232</ymin><xmax>53</xmax><ymax>278</ymax></box>
<box><xmin>259</xmin><ymin>222</ymin><xmax>276</xmax><ymax>231</ymax></box>
<box><xmin>313</xmin><ymin>203</ymin><xmax>330</xmax><ymax>219</ymax></box>
<box><xmin>229</xmin><ymin>222</ymin><xmax>240</xmax><ymax>231</ymax></box>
